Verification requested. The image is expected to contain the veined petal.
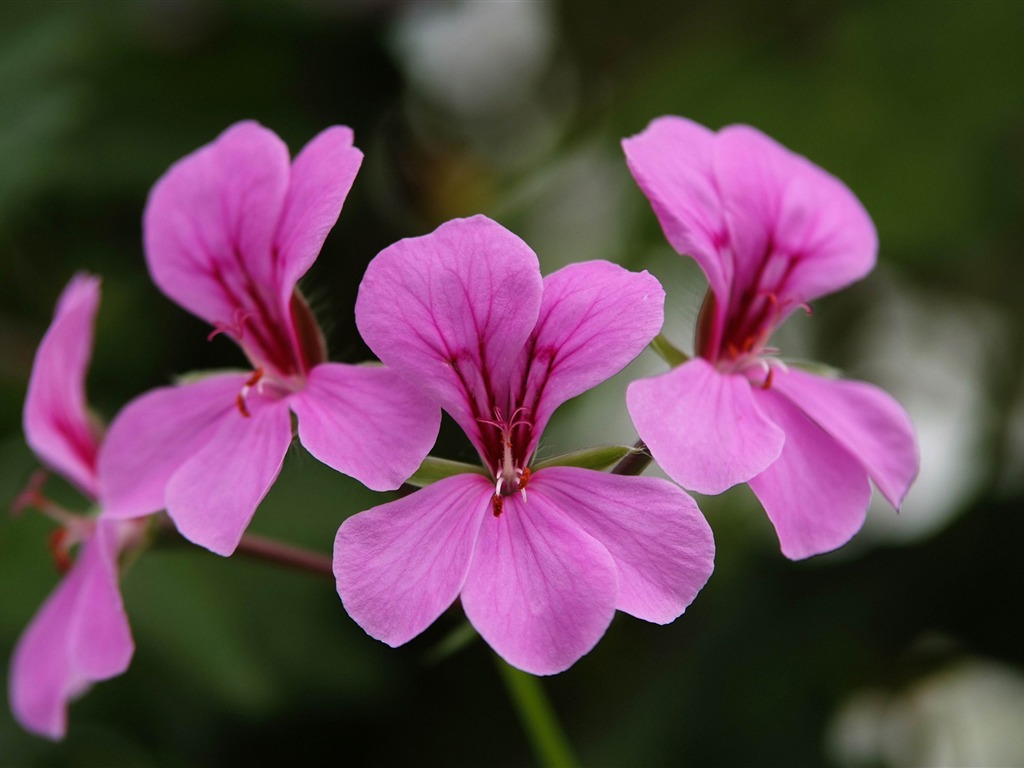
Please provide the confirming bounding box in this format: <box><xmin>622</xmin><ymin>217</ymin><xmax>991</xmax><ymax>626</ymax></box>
<box><xmin>714</xmin><ymin>125</ymin><xmax>877</xmax><ymax>308</ymax></box>
<box><xmin>534</xmin><ymin>467</ymin><xmax>714</xmax><ymax>624</ymax></box>
<box><xmin>99</xmin><ymin>373</ymin><xmax>250</xmax><ymax>519</ymax></box>
<box><xmin>773</xmin><ymin>368</ymin><xmax>919</xmax><ymax>508</ymax></box>
<box><xmin>623</xmin><ymin>116</ymin><xmax>731</xmax><ymax>306</ymax></box>
<box><xmin>291</xmin><ymin>362</ymin><xmax>440</xmax><ymax>491</ymax></box>
<box><xmin>165</xmin><ymin>395</ymin><xmax>293</xmax><ymax>556</ymax></box>
<box><xmin>626</xmin><ymin>358</ymin><xmax>784</xmax><ymax>495</ymax></box>
<box><xmin>9</xmin><ymin>520</ymin><xmax>132</xmax><ymax>741</ymax></box>
<box><xmin>461</xmin><ymin>491</ymin><xmax>618</xmax><ymax>675</ymax></box>
<box><xmin>143</xmin><ymin>122</ymin><xmax>298</xmax><ymax>374</ymax></box>
<box><xmin>749</xmin><ymin>388</ymin><xmax>872</xmax><ymax>560</ymax></box>
<box><xmin>514</xmin><ymin>261</ymin><xmax>664</xmax><ymax>448</ymax></box>
<box><xmin>275</xmin><ymin>126</ymin><xmax>363</xmax><ymax>306</ymax></box>
<box><xmin>24</xmin><ymin>274</ymin><xmax>102</xmax><ymax>499</ymax></box>
<box><xmin>355</xmin><ymin>216</ymin><xmax>543</xmax><ymax>448</ymax></box>
<box><xmin>335</xmin><ymin>474</ymin><xmax>491</xmax><ymax>647</ymax></box>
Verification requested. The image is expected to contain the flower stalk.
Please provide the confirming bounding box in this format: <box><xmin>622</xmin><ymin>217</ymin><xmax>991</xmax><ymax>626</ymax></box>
<box><xmin>496</xmin><ymin>656</ymin><xmax>578</xmax><ymax>768</ymax></box>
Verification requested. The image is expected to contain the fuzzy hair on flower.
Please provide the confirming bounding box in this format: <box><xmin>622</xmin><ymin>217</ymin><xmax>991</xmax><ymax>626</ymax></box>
<box><xmin>335</xmin><ymin>215</ymin><xmax>715</xmax><ymax>675</ymax></box>
<box><xmin>98</xmin><ymin>122</ymin><xmax>440</xmax><ymax>556</ymax></box>
<box><xmin>623</xmin><ymin>116</ymin><xmax>919</xmax><ymax>559</ymax></box>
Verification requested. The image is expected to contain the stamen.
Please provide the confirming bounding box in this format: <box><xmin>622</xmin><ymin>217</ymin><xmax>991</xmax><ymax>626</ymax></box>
<box><xmin>11</xmin><ymin>468</ymin><xmax>48</xmax><ymax>517</ymax></box>
<box><xmin>208</xmin><ymin>308</ymin><xmax>251</xmax><ymax>342</ymax></box>
<box><xmin>761</xmin><ymin>367</ymin><xmax>774</xmax><ymax>390</ymax></box>
<box><xmin>236</xmin><ymin>367</ymin><xmax>265</xmax><ymax>418</ymax></box>
<box><xmin>517</xmin><ymin>466</ymin><xmax>530</xmax><ymax>502</ymax></box>
<box><xmin>492</xmin><ymin>495</ymin><xmax>504</xmax><ymax>518</ymax></box>
<box><xmin>48</xmin><ymin>529</ymin><xmax>74</xmax><ymax>574</ymax></box>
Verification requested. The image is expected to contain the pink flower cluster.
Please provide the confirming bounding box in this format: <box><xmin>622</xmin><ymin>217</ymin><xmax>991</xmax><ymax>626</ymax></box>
<box><xmin>9</xmin><ymin>117</ymin><xmax>917</xmax><ymax>738</ymax></box>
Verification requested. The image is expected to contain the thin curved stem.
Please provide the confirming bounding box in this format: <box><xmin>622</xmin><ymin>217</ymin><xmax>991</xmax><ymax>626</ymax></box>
<box><xmin>232</xmin><ymin>531</ymin><xmax>334</xmax><ymax>581</ymax></box>
<box><xmin>496</xmin><ymin>656</ymin><xmax>578</xmax><ymax>768</ymax></box>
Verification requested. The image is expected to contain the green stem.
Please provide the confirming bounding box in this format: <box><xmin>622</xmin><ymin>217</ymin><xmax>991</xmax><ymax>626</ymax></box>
<box><xmin>496</xmin><ymin>656</ymin><xmax>578</xmax><ymax>768</ymax></box>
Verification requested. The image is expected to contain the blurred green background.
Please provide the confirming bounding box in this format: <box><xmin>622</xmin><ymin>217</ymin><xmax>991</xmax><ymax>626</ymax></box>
<box><xmin>2</xmin><ymin>1</ymin><xmax>1023</xmax><ymax>765</ymax></box>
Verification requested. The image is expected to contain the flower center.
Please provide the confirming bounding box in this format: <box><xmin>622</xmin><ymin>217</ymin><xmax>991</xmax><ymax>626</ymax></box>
<box><xmin>479</xmin><ymin>407</ymin><xmax>533</xmax><ymax>517</ymax></box>
<box><xmin>695</xmin><ymin>287</ymin><xmax>808</xmax><ymax>390</ymax></box>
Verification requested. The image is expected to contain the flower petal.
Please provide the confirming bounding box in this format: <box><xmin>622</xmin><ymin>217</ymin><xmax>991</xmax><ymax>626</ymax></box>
<box><xmin>144</xmin><ymin>121</ymin><xmax>288</xmax><ymax>326</ymax></box>
<box><xmin>714</xmin><ymin>124</ymin><xmax>877</xmax><ymax>307</ymax></box>
<box><xmin>335</xmin><ymin>474</ymin><xmax>490</xmax><ymax>647</ymax></box>
<box><xmin>355</xmin><ymin>215</ymin><xmax>543</xmax><ymax>449</ymax></box>
<box><xmin>99</xmin><ymin>373</ymin><xmax>250</xmax><ymax>518</ymax></box>
<box><xmin>627</xmin><ymin>358</ymin><xmax>784</xmax><ymax>495</ymax></box>
<box><xmin>461</xmin><ymin>490</ymin><xmax>618</xmax><ymax>675</ymax></box>
<box><xmin>274</xmin><ymin>126</ymin><xmax>363</xmax><ymax>305</ymax></box>
<box><xmin>24</xmin><ymin>274</ymin><xmax>102</xmax><ymax>499</ymax></box>
<box><xmin>513</xmin><ymin>261</ymin><xmax>664</xmax><ymax>449</ymax></box>
<box><xmin>748</xmin><ymin>388</ymin><xmax>872</xmax><ymax>559</ymax></box>
<box><xmin>143</xmin><ymin>121</ymin><xmax>300</xmax><ymax>375</ymax></box>
<box><xmin>291</xmin><ymin>362</ymin><xmax>440</xmax><ymax>491</ymax></box>
<box><xmin>165</xmin><ymin>396</ymin><xmax>293</xmax><ymax>556</ymax></box>
<box><xmin>9</xmin><ymin>520</ymin><xmax>132</xmax><ymax>740</ymax></box>
<box><xmin>534</xmin><ymin>467</ymin><xmax>714</xmax><ymax>624</ymax></box>
<box><xmin>772</xmin><ymin>367</ymin><xmax>919</xmax><ymax>508</ymax></box>
<box><xmin>622</xmin><ymin>116</ymin><xmax>730</xmax><ymax>304</ymax></box>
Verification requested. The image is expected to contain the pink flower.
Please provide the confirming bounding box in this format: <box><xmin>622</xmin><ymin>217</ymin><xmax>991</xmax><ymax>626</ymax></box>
<box><xmin>624</xmin><ymin>116</ymin><xmax>919</xmax><ymax>559</ymax></box>
<box><xmin>98</xmin><ymin>122</ymin><xmax>440</xmax><ymax>556</ymax></box>
<box><xmin>335</xmin><ymin>216</ymin><xmax>715</xmax><ymax>675</ymax></box>
<box><xmin>11</xmin><ymin>274</ymin><xmax>137</xmax><ymax>740</ymax></box>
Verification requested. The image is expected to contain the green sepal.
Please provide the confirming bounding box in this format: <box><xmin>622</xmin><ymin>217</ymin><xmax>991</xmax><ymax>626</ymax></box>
<box><xmin>650</xmin><ymin>333</ymin><xmax>690</xmax><ymax>367</ymax></box>
<box><xmin>173</xmin><ymin>368</ymin><xmax>249</xmax><ymax>385</ymax></box>
<box><xmin>785</xmin><ymin>358</ymin><xmax>842</xmax><ymax>378</ymax></box>
<box><xmin>533</xmin><ymin>444</ymin><xmax>635</xmax><ymax>472</ymax></box>
<box><xmin>407</xmin><ymin>456</ymin><xmax>490</xmax><ymax>487</ymax></box>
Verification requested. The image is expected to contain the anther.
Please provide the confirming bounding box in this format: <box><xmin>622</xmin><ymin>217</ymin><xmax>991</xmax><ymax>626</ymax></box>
<box><xmin>236</xmin><ymin>367</ymin><xmax>265</xmax><ymax>418</ymax></box>
<box><xmin>492</xmin><ymin>495</ymin><xmax>504</xmax><ymax>518</ymax></box>
<box><xmin>48</xmin><ymin>529</ymin><xmax>73</xmax><ymax>574</ymax></box>
<box><xmin>517</xmin><ymin>466</ymin><xmax>531</xmax><ymax>502</ymax></box>
<box><xmin>761</xmin><ymin>367</ymin><xmax>775</xmax><ymax>390</ymax></box>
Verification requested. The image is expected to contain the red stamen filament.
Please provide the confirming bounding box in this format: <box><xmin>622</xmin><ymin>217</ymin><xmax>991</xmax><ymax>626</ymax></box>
<box><xmin>48</xmin><ymin>529</ymin><xmax>74</xmax><ymax>574</ymax></box>
<box><xmin>236</xmin><ymin>367</ymin><xmax>265</xmax><ymax>418</ymax></box>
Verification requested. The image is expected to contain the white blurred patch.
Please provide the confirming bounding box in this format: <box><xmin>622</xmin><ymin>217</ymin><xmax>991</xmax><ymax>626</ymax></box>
<box><xmin>390</xmin><ymin>0</ymin><xmax>556</xmax><ymax>119</ymax></box>
<box><xmin>828</xmin><ymin>659</ymin><xmax>1024</xmax><ymax>767</ymax></box>
<box><xmin>851</xmin><ymin>275</ymin><xmax>1004</xmax><ymax>543</ymax></box>
<box><xmin>512</xmin><ymin>144</ymin><xmax>634</xmax><ymax>270</ymax></box>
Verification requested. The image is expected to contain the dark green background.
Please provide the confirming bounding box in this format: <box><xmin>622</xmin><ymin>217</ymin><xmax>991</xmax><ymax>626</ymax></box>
<box><xmin>2</xmin><ymin>2</ymin><xmax>1022</xmax><ymax>765</ymax></box>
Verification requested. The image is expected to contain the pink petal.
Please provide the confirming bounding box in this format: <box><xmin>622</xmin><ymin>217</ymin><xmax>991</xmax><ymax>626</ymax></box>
<box><xmin>24</xmin><ymin>274</ymin><xmax>102</xmax><ymax>499</ymax></box>
<box><xmin>714</xmin><ymin>125</ymin><xmax>877</xmax><ymax>308</ymax></box>
<box><xmin>291</xmin><ymin>362</ymin><xmax>440</xmax><ymax>491</ymax></box>
<box><xmin>748</xmin><ymin>389</ymin><xmax>872</xmax><ymax>559</ymax></box>
<box><xmin>355</xmin><ymin>215</ymin><xmax>543</xmax><ymax>450</ymax></box>
<box><xmin>165</xmin><ymin>395</ymin><xmax>293</xmax><ymax>556</ymax></box>
<box><xmin>335</xmin><ymin>474</ymin><xmax>490</xmax><ymax>647</ymax></box>
<box><xmin>622</xmin><ymin>116</ymin><xmax>731</xmax><ymax>305</ymax></box>
<box><xmin>99</xmin><ymin>373</ymin><xmax>250</xmax><ymax>519</ymax></box>
<box><xmin>772</xmin><ymin>368</ymin><xmax>919</xmax><ymax>508</ymax></box>
<box><xmin>513</xmin><ymin>261</ymin><xmax>664</xmax><ymax>450</ymax></box>
<box><xmin>274</xmin><ymin>126</ymin><xmax>363</xmax><ymax>306</ymax></box>
<box><xmin>143</xmin><ymin>122</ymin><xmax>299</xmax><ymax>374</ymax></box>
<box><xmin>534</xmin><ymin>467</ymin><xmax>714</xmax><ymax>624</ymax></box>
<box><xmin>9</xmin><ymin>520</ymin><xmax>133</xmax><ymax>740</ymax></box>
<box><xmin>626</xmin><ymin>358</ymin><xmax>784</xmax><ymax>495</ymax></box>
<box><xmin>460</xmin><ymin>490</ymin><xmax>618</xmax><ymax>675</ymax></box>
